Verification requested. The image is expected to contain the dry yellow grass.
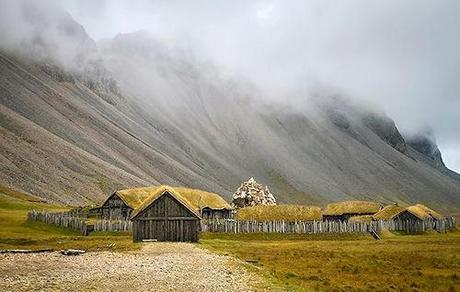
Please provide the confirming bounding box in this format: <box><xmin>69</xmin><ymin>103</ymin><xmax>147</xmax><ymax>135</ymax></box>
<box><xmin>112</xmin><ymin>189</ymin><xmax>152</xmax><ymax>209</ymax></box>
<box><xmin>129</xmin><ymin>186</ymin><xmax>200</xmax><ymax>218</ymax></box>
<box><xmin>373</xmin><ymin>204</ymin><xmax>406</xmax><ymax>220</ymax></box>
<box><xmin>128</xmin><ymin>185</ymin><xmax>231</xmax><ymax>218</ymax></box>
<box><xmin>173</xmin><ymin>187</ymin><xmax>231</xmax><ymax>210</ymax></box>
<box><xmin>201</xmin><ymin>232</ymin><xmax>460</xmax><ymax>291</ymax></box>
<box><xmin>323</xmin><ymin>200</ymin><xmax>381</xmax><ymax>216</ymax></box>
<box><xmin>407</xmin><ymin>204</ymin><xmax>443</xmax><ymax>220</ymax></box>
<box><xmin>235</xmin><ymin>205</ymin><xmax>322</xmax><ymax>221</ymax></box>
<box><xmin>0</xmin><ymin>185</ymin><xmax>45</xmax><ymax>202</ymax></box>
<box><xmin>348</xmin><ymin>215</ymin><xmax>373</xmax><ymax>222</ymax></box>
<box><xmin>116</xmin><ymin>185</ymin><xmax>231</xmax><ymax>217</ymax></box>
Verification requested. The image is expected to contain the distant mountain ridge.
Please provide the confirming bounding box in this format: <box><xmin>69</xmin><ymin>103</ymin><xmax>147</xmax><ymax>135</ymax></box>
<box><xmin>0</xmin><ymin>1</ymin><xmax>459</xmax><ymax>211</ymax></box>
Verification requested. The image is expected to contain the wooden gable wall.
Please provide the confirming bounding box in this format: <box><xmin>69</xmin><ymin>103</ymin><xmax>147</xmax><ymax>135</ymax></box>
<box><xmin>132</xmin><ymin>192</ymin><xmax>200</xmax><ymax>242</ymax></box>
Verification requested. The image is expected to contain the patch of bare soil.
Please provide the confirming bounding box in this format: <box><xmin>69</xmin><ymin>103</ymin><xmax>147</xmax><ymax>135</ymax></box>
<box><xmin>0</xmin><ymin>243</ymin><xmax>266</xmax><ymax>291</ymax></box>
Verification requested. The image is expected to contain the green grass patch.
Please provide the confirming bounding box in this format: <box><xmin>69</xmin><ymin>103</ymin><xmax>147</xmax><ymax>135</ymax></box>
<box><xmin>0</xmin><ymin>188</ymin><xmax>138</xmax><ymax>252</ymax></box>
<box><xmin>200</xmin><ymin>231</ymin><xmax>460</xmax><ymax>291</ymax></box>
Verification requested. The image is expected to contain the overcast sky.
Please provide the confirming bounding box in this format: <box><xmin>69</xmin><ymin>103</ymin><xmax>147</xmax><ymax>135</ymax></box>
<box><xmin>62</xmin><ymin>0</ymin><xmax>460</xmax><ymax>172</ymax></box>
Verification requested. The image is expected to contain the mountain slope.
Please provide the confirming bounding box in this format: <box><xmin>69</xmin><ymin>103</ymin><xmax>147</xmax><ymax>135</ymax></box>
<box><xmin>1</xmin><ymin>46</ymin><xmax>459</xmax><ymax>210</ymax></box>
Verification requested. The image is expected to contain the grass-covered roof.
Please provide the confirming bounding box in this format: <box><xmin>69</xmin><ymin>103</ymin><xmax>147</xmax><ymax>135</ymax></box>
<box><xmin>130</xmin><ymin>186</ymin><xmax>202</xmax><ymax>219</ymax></box>
<box><xmin>173</xmin><ymin>187</ymin><xmax>231</xmax><ymax>210</ymax></box>
<box><xmin>406</xmin><ymin>204</ymin><xmax>442</xmax><ymax>220</ymax></box>
<box><xmin>373</xmin><ymin>204</ymin><xmax>406</xmax><ymax>220</ymax></box>
<box><xmin>114</xmin><ymin>186</ymin><xmax>231</xmax><ymax>211</ymax></box>
<box><xmin>322</xmin><ymin>200</ymin><xmax>381</xmax><ymax>216</ymax></box>
<box><xmin>114</xmin><ymin>185</ymin><xmax>231</xmax><ymax>219</ymax></box>
<box><xmin>348</xmin><ymin>215</ymin><xmax>373</xmax><ymax>223</ymax></box>
<box><xmin>236</xmin><ymin>205</ymin><xmax>322</xmax><ymax>221</ymax></box>
<box><xmin>112</xmin><ymin>190</ymin><xmax>152</xmax><ymax>209</ymax></box>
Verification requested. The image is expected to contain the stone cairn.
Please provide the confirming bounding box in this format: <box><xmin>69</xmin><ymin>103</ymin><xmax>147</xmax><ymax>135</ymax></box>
<box><xmin>232</xmin><ymin>177</ymin><xmax>276</xmax><ymax>209</ymax></box>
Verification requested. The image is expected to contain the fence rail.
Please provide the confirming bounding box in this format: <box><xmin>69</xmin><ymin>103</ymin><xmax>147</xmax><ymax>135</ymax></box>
<box><xmin>201</xmin><ymin>217</ymin><xmax>456</xmax><ymax>234</ymax></box>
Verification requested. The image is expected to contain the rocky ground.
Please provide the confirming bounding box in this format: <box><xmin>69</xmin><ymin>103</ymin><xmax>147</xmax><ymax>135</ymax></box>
<box><xmin>0</xmin><ymin>243</ymin><xmax>266</xmax><ymax>291</ymax></box>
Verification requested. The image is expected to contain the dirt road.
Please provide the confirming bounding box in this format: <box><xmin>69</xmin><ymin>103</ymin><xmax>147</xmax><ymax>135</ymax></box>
<box><xmin>0</xmin><ymin>243</ymin><xmax>266</xmax><ymax>291</ymax></box>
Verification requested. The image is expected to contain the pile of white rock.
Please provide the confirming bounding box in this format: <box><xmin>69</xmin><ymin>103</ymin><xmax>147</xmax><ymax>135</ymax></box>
<box><xmin>232</xmin><ymin>177</ymin><xmax>276</xmax><ymax>209</ymax></box>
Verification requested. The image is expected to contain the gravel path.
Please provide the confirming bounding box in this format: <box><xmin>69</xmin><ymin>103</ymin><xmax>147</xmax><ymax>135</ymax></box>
<box><xmin>0</xmin><ymin>243</ymin><xmax>266</xmax><ymax>291</ymax></box>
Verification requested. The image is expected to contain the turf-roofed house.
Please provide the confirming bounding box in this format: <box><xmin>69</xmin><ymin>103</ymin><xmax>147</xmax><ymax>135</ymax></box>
<box><xmin>372</xmin><ymin>203</ymin><xmax>443</xmax><ymax>223</ymax></box>
<box><xmin>389</xmin><ymin>204</ymin><xmax>442</xmax><ymax>222</ymax></box>
<box><xmin>100</xmin><ymin>189</ymin><xmax>151</xmax><ymax>220</ymax></box>
<box><xmin>101</xmin><ymin>186</ymin><xmax>232</xmax><ymax>220</ymax></box>
<box><xmin>130</xmin><ymin>186</ymin><xmax>204</xmax><ymax>242</ymax></box>
<box><xmin>373</xmin><ymin>203</ymin><xmax>444</xmax><ymax>233</ymax></box>
<box><xmin>322</xmin><ymin>200</ymin><xmax>383</xmax><ymax>222</ymax></box>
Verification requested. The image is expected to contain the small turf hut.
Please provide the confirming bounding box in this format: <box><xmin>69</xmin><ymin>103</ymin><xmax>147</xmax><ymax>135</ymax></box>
<box><xmin>393</xmin><ymin>204</ymin><xmax>442</xmax><ymax>222</ymax></box>
<box><xmin>131</xmin><ymin>186</ymin><xmax>201</xmax><ymax>242</ymax></box>
<box><xmin>391</xmin><ymin>204</ymin><xmax>443</xmax><ymax>233</ymax></box>
<box><xmin>100</xmin><ymin>190</ymin><xmax>151</xmax><ymax>219</ymax></box>
<box><xmin>322</xmin><ymin>200</ymin><xmax>382</xmax><ymax>222</ymax></box>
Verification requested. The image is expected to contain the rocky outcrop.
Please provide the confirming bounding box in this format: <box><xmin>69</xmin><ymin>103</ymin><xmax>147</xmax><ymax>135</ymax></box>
<box><xmin>406</xmin><ymin>132</ymin><xmax>445</xmax><ymax>167</ymax></box>
<box><xmin>232</xmin><ymin>178</ymin><xmax>276</xmax><ymax>208</ymax></box>
<box><xmin>362</xmin><ymin>113</ymin><xmax>407</xmax><ymax>153</ymax></box>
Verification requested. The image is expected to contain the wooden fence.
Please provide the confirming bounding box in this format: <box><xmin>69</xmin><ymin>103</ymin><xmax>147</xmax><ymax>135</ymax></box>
<box><xmin>28</xmin><ymin>210</ymin><xmax>89</xmax><ymax>235</ymax></box>
<box><xmin>386</xmin><ymin>217</ymin><xmax>455</xmax><ymax>233</ymax></box>
<box><xmin>201</xmin><ymin>217</ymin><xmax>456</xmax><ymax>234</ymax></box>
<box><xmin>28</xmin><ymin>210</ymin><xmax>132</xmax><ymax>234</ymax></box>
<box><xmin>93</xmin><ymin>219</ymin><xmax>132</xmax><ymax>232</ymax></box>
<box><xmin>28</xmin><ymin>210</ymin><xmax>455</xmax><ymax>236</ymax></box>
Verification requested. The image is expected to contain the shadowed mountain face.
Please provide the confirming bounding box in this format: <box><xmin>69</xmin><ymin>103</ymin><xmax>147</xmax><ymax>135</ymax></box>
<box><xmin>0</xmin><ymin>3</ymin><xmax>459</xmax><ymax>211</ymax></box>
<box><xmin>406</xmin><ymin>133</ymin><xmax>445</xmax><ymax>168</ymax></box>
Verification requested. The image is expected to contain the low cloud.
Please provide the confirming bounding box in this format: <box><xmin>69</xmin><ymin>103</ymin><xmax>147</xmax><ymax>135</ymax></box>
<box><xmin>2</xmin><ymin>0</ymin><xmax>459</xmax><ymax>171</ymax></box>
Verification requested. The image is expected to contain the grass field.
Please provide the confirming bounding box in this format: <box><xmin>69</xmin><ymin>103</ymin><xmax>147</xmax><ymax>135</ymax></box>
<box><xmin>200</xmin><ymin>232</ymin><xmax>460</xmax><ymax>291</ymax></box>
<box><xmin>2</xmin><ymin>186</ymin><xmax>459</xmax><ymax>290</ymax></box>
<box><xmin>0</xmin><ymin>187</ymin><xmax>137</xmax><ymax>252</ymax></box>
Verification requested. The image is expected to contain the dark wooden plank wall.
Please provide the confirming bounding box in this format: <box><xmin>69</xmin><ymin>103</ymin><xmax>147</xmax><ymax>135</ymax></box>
<box><xmin>323</xmin><ymin>213</ymin><xmax>376</xmax><ymax>222</ymax></box>
<box><xmin>202</xmin><ymin>208</ymin><xmax>231</xmax><ymax>219</ymax></box>
<box><xmin>133</xmin><ymin>192</ymin><xmax>200</xmax><ymax>242</ymax></box>
<box><xmin>101</xmin><ymin>194</ymin><xmax>132</xmax><ymax>220</ymax></box>
<box><xmin>393</xmin><ymin>210</ymin><xmax>424</xmax><ymax>233</ymax></box>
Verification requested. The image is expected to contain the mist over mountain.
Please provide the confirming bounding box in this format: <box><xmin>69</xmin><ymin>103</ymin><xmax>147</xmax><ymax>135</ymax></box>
<box><xmin>0</xmin><ymin>0</ymin><xmax>459</xmax><ymax>211</ymax></box>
